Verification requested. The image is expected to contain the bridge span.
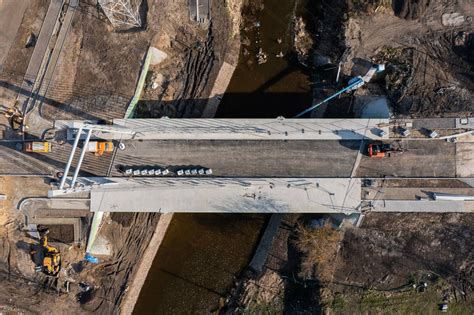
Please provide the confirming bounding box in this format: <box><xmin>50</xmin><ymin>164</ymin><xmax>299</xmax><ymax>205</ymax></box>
<box><xmin>58</xmin><ymin>118</ymin><xmax>390</xmax><ymax>141</ymax></box>
<box><xmin>43</xmin><ymin>117</ymin><xmax>474</xmax><ymax>216</ymax></box>
<box><xmin>48</xmin><ymin>176</ymin><xmax>474</xmax><ymax>214</ymax></box>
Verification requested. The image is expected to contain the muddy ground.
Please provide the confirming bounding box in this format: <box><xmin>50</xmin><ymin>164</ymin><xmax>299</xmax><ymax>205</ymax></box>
<box><xmin>0</xmin><ymin>176</ymin><xmax>159</xmax><ymax>314</ymax></box>
<box><xmin>299</xmin><ymin>0</ymin><xmax>474</xmax><ymax>118</ymax></box>
<box><xmin>326</xmin><ymin>213</ymin><xmax>473</xmax><ymax>312</ymax></box>
<box><xmin>0</xmin><ymin>0</ymin><xmax>239</xmax><ymax>121</ymax></box>
<box><xmin>0</xmin><ymin>0</ymin><xmax>48</xmax><ymax>111</ymax></box>
<box><xmin>345</xmin><ymin>0</ymin><xmax>474</xmax><ymax>117</ymax></box>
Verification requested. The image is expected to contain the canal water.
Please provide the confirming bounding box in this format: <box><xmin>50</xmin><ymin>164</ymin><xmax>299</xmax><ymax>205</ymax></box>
<box><xmin>216</xmin><ymin>0</ymin><xmax>312</xmax><ymax>118</ymax></box>
<box><xmin>133</xmin><ymin>214</ymin><xmax>266</xmax><ymax>313</ymax></box>
<box><xmin>134</xmin><ymin>0</ymin><xmax>312</xmax><ymax>313</ymax></box>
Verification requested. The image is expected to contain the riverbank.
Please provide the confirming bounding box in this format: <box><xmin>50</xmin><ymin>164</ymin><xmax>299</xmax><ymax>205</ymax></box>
<box><xmin>219</xmin><ymin>0</ymin><xmax>474</xmax><ymax>312</ymax></box>
<box><xmin>120</xmin><ymin>214</ymin><xmax>173</xmax><ymax>314</ymax></box>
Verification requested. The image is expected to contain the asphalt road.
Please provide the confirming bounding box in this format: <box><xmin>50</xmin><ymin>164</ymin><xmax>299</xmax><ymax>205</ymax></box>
<box><xmin>111</xmin><ymin>140</ymin><xmax>361</xmax><ymax>177</ymax></box>
<box><xmin>356</xmin><ymin>140</ymin><xmax>456</xmax><ymax>177</ymax></box>
<box><xmin>0</xmin><ymin>139</ymin><xmax>458</xmax><ymax>178</ymax></box>
<box><xmin>110</xmin><ymin>139</ymin><xmax>457</xmax><ymax>178</ymax></box>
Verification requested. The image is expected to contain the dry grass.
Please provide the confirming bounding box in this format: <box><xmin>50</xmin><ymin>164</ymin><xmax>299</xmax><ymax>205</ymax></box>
<box><xmin>293</xmin><ymin>221</ymin><xmax>343</xmax><ymax>282</ymax></box>
<box><xmin>350</xmin><ymin>0</ymin><xmax>393</xmax><ymax>15</ymax></box>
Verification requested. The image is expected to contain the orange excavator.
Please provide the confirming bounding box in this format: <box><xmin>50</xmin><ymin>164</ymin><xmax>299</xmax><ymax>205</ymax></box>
<box><xmin>368</xmin><ymin>141</ymin><xmax>405</xmax><ymax>158</ymax></box>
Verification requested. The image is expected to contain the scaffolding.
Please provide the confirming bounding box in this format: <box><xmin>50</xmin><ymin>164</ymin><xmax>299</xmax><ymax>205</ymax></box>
<box><xmin>98</xmin><ymin>0</ymin><xmax>142</xmax><ymax>29</ymax></box>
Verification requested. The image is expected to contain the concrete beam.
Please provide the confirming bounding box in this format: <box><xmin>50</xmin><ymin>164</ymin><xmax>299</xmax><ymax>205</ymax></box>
<box><xmin>57</xmin><ymin>118</ymin><xmax>389</xmax><ymax>141</ymax></box>
<box><xmin>88</xmin><ymin>177</ymin><xmax>362</xmax><ymax>213</ymax></box>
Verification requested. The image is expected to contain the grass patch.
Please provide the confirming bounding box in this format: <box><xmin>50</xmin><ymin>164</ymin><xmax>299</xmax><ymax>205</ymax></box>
<box><xmin>326</xmin><ymin>280</ymin><xmax>474</xmax><ymax>315</ymax></box>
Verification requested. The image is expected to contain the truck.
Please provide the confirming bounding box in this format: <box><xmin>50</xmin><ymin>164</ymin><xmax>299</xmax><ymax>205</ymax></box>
<box><xmin>24</xmin><ymin>141</ymin><xmax>51</xmax><ymax>153</ymax></box>
<box><xmin>87</xmin><ymin>141</ymin><xmax>114</xmax><ymax>156</ymax></box>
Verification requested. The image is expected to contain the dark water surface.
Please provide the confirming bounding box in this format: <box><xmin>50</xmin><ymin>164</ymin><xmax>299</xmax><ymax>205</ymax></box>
<box><xmin>216</xmin><ymin>0</ymin><xmax>312</xmax><ymax>118</ymax></box>
<box><xmin>133</xmin><ymin>214</ymin><xmax>266</xmax><ymax>313</ymax></box>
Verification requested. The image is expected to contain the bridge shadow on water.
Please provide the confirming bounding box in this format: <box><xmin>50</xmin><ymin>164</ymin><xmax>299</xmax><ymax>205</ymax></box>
<box><xmin>135</xmin><ymin>92</ymin><xmax>313</xmax><ymax>119</ymax></box>
<box><xmin>216</xmin><ymin>91</ymin><xmax>312</xmax><ymax>118</ymax></box>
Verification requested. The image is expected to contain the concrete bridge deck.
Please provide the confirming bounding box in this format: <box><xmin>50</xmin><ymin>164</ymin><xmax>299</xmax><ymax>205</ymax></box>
<box><xmin>49</xmin><ymin>177</ymin><xmax>474</xmax><ymax>213</ymax></box>
<box><xmin>88</xmin><ymin>177</ymin><xmax>362</xmax><ymax>213</ymax></box>
<box><xmin>57</xmin><ymin>118</ymin><xmax>390</xmax><ymax>141</ymax></box>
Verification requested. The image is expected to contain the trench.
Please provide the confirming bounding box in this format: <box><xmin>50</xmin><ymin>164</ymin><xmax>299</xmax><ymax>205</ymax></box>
<box><xmin>133</xmin><ymin>0</ymin><xmax>314</xmax><ymax>313</ymax></box>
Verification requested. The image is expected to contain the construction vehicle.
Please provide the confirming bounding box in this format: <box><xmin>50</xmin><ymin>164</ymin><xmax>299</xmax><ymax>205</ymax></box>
<box><xmin>86</xmin><ymin>141</ymin><xmax>114</xmax><ymax>156</ymax></box>
<box><xmin>368</xmin><ymin>141</ymin><xmax>405</xmax><ymax>158</ymax></box>
<box><xmin>0</xmin><ymin>104</ymin><xmax>24</xmax><ymax>130</ymax></box>
<box><xmin>30</xmin><ymin>229</ymin><xmax>61</xmax><ymax>277</ymax></box>
<box><xmin>24</xmin><ymin>141</ymin><xmax>51</xmax><ymax>153</ymax></box>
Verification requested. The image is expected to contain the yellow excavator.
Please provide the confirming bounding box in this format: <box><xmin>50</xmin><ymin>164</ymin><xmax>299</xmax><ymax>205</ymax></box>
<box><xmin>30</xmin><ymin>229</ymin><xmax>61</xmax><ymax>277</ymax></box>
<box><xmin>0</xmin><ymin>103</ymin><xmax>24</xmax><ymax>130</ymax></box>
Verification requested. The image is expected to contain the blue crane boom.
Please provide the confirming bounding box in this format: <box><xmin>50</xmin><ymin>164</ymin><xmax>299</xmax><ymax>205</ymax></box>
<box><xmin>294</xmin><ymin>77</ymin><xmax>364</xmax><ymax>118</ymax></box>
<box><xmin>294</xmin><ymin>64</ymin><xmax>384</xmax><ymax>118</ymax></box>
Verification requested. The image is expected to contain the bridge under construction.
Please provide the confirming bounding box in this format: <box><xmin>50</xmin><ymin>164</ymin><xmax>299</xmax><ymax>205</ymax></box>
<box><xmin>8</xmin><ymin>100</ymin><xmax>474</xmax><ymax>269</ymax></box>
<box><xmin>19</xmin><ymin>116</ymin><xmax>468</xmax><ymax>215</ymax></box>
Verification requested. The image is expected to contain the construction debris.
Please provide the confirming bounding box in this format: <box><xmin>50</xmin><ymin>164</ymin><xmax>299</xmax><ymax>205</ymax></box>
<box><xmin>256</xmin><ymin>48</ymin><xmax>268</xmax><ymax>64</ymax></box>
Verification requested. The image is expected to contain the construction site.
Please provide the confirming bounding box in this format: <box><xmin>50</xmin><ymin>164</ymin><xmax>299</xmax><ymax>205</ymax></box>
<box><xmin>0</xmin><ymin>0</ymin><xmax>473</xmax><ymax>313</ymax></box>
